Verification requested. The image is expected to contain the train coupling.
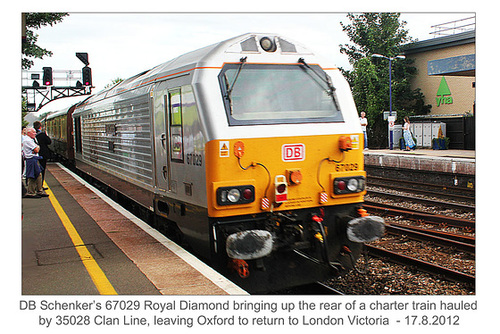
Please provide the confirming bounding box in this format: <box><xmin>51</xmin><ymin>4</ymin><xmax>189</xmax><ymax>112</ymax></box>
<box><xmin>346</xmin><ymin>215</ymin><xmax>385</xmax><ymax>243</ymax></box>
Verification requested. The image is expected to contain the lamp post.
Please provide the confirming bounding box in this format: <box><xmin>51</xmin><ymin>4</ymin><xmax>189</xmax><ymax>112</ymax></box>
<box><xmin>372</xmin><ymin>53</ymin><xmax>405</xmax><ymax>150</ymax></box>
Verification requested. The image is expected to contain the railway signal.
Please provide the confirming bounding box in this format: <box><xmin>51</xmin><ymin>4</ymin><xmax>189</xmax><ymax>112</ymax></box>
<box><xmin>42</xmin><ymin>67</ymin><xmax>53</xmax><ymax>86</ymax></box>
<box><xmin>82</xmin><ymin>66</ymin><xmax>92</xmax><ymax>86</ymax></box>
<box><xmin>22</xmin><ymin>52</ymin><xmax>93</xmax><ymax>112</ymax></box>
<box><xmin>76</xmin><ymin>52</ymin><xmax>89</xmax><ymax>66</ymax></box>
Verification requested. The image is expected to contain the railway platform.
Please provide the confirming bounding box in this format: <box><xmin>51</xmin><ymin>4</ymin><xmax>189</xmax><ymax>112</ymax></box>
<box><xmin>364</xmin><ymin>149</ymin><xmax>475</xmax><ymax>175</ymax></box>
<box><xmin>22</xmin><ymin>163</ymin><xmax>247</xmax><ymax>295</ymax></box>
<box><xmin>363</xmin><ymin>149</ymin><xmax>475</xmax><ymax>188</ymax></box>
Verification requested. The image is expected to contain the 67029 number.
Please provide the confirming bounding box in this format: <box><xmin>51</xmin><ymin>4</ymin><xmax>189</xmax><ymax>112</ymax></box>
<box><xmin>335</xmin><ymin>163</ymin><xmax>358</xmax><ymax>172</ymax></box>
<box><xmin>187</xmin><ymin>153</ymin><xmax>203</xmax><ymax>166</ymax></box>
<box><xmin>105</xmin><ymin>300</ymin><xmax>140</xmax><ymax>310</ymax></box>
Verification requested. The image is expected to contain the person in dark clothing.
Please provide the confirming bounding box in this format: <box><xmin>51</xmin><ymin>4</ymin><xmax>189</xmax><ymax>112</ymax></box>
<box><xmin>33</xmin><ymin>121</ymin><xmax>52</xmax><ymax>185</ymax></box>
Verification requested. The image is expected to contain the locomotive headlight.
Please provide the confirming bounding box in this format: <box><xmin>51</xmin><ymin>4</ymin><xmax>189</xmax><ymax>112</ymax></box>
<box><xmin>347</xmin><ymin>178</ymin><xmax>359</xmax><ymax>192</ymax></box>
<box><xmin>216</xmin><ymin>185</ymin><xmax>255</xmax><ymax>206</ymax></box>
<box><xmin>334</xmin><ymin>176</ymin><xmax>365</xmax><ymax>195</ymax></box>
<box><xmin>259</xmin><ymin>37</ymin><xmax>277</xmax><ymax>52</ymax></box>
<box><xmin>227</xmin><ymin>189</ymin><xmax>241</xmax><ymax>203</ymax></box>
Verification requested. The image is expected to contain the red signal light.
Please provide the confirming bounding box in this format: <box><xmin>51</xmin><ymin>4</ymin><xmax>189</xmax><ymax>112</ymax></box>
<box><xmin>42</xmin><ymin>67</ymin><xmax>53</xmax><ymax>86</ymax></box>
<box><xmin>82</xmin><ymin>66</ymin><xmax>92</xmax><ymax>86</ymax></box>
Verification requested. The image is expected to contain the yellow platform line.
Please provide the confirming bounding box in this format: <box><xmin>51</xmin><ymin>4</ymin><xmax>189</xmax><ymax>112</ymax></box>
<box><xmin>44</xmin><ymin>181</ymin><xmax>118</xmax><ymax>295</ymax></box>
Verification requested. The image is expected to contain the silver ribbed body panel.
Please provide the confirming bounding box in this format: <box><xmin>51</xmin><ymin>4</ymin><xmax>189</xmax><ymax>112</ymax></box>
<box><xmin>79</xmin><ymin>93</ymin><xmax>154</xmax><ymax>189</ymax></box>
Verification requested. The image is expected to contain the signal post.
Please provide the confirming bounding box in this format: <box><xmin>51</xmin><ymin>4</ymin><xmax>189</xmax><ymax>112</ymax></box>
<box><xmin>22</xmin><ymin>53</ymin><xmax>93</xmax><ymax>112</ymax></box>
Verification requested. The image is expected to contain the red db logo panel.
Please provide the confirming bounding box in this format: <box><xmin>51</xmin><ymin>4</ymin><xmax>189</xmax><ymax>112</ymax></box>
<box><xmin>282</xmin><ymin>144</ymin><xmax>305</xmax><ymax>162</ymax></box>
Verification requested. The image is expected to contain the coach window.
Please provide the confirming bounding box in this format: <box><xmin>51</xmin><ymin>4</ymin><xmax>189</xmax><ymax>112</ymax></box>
<box><xmin>168</xmin><ymin>88</ymin><xmax>184</xmax><ymax>162</ymax></box>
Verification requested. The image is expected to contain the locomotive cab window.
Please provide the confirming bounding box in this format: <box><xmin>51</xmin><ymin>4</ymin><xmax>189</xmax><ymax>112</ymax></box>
<box><xmin>168</xmin><ymin>88</ymin><xmax>184</xmax><ymax>162</ymax></box>
<box><xmin>218</xmin><ymin>63</ymin><xmax>344</xmax><ymax>126</ymax></box>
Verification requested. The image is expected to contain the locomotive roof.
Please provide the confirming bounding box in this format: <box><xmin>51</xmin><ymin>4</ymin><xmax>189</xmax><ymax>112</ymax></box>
<box><xmin>83</xmin><ymin>33</ymin><xmax>317</xmax><ymax>105</ymax></box>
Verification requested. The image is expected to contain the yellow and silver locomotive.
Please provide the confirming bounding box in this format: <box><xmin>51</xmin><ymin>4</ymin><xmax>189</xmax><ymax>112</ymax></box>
<box><xmin>70</xmin><ymin>33</ymin><xmax>385</xmax><ymax>292</ymax></box>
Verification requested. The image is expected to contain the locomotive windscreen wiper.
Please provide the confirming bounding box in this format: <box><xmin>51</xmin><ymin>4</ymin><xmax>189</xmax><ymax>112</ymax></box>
<box><xmin>298</xmin><ymin>57</ymin><xmax>340</xmax><ymax>110</ymax></box>
<box><xmin>224</xmin><ymin>57</ymin><xmax>247</xmax><ymax>114</ymax></box>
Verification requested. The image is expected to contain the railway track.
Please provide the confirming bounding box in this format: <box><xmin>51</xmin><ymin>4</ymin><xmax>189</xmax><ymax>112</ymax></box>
<box><xmin>361</xmin><ymin>198</ymin><xmax>475</xmax><ymax>286</ymax></box>
<box><xmin>385</xmin><ymin>223</ymin><xmax>474</xmax><ymax>253</ymax></box>
<box><xmin>321</xmin><ymin>173</ymin><xmax>476</xmax><ymax>294</ymax></box>
<box><xmin>367</xmin><ymin>175</ymin><xmax>475</xmax><ymax>201</ymax></box>
<box><xmin>367</xmin><ymin>189</ymin><xmax>475</xmax><ymax>212</ymax></box>
<box><xmin>365</xmin><ymin>245</ymin><xmax>475</xmax><ymax>285</ymax></box>
<box><xmin>363</xmin><ymin>201</ymin><xmax>475</xmax><ymax>230</ymax></box>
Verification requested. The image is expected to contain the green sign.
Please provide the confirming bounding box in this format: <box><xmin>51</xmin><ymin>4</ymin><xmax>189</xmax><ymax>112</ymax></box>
<box><xmin>436</xmin><ymin>76</ymin><xmax>453</xmax><ymax>107</ymax></box>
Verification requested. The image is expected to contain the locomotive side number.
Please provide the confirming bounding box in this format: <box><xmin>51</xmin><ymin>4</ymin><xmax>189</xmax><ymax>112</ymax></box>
<box><xmin>187</xmin><ymin>153</ymin><xmax>203</xmax><ymax>166</ymax></box>
<box><xmin>335</xmin><ymin>163</ymin><xmax>359</xmax><ymax>172</ymax></box>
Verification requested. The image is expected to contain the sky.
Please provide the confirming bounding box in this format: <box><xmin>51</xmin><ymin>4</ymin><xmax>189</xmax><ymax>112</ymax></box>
<box><xmin>23</xmin><ymin>12</ymin><xmax>474</xmax><ymax>114</ymax></box>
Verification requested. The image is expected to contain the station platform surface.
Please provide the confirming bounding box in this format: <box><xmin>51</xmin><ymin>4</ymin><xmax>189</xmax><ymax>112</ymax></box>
<box><xmin>364</xmin><ymin>149</ymin><xmax>475</xmax><ymax>175</ymax></box>
<box><xmin>22</xmin><ymin>163</ymin><xmax>247</xmax><ymax>295</ymax></box>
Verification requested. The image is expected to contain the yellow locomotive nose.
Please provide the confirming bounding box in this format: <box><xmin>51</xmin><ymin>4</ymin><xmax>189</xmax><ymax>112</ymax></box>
<box><xmin>206</xmin><ymin>133</ymin><xmax>368</xmax><ymax>218</ymax></box>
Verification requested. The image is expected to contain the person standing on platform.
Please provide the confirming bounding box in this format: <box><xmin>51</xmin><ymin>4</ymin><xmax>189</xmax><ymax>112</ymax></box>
<box><xmin>22</xmin><ymin>128</ymin><xmax>49</xmax><ymax>198</ymax></box>
<box><xmin>22</xmin><ymin>126</ymin><xmax>28</xmax><ymax>196</ymax></box>
<box><xmin>359</xmin><ymin>112</ymin><xmax>368</xmax><ymax>149</ymax></box>
<box><xmin>22</xmin><ymin>125</ymin><xmax>28</xmax><ymax>176</ymax></box>
<box><xmin>403</xmin><ymin>116</ymin><xmax>416</xmax><ymax>151</ymax></box>
<box><xmin>33</xmin><ymin>121</ymin><xmax>51</xmax><ymax>186</ymax></box>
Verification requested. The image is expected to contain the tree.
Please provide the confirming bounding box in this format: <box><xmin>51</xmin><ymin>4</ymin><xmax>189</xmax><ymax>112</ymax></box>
<box><xmin>339</xmin><ymin>13</ymin><xmax>431</xmax><ymax>148</ymax></box>
<box><xmin>22</xmin><ymin>13</ymin><xmax>69</xmax><ymax>70</ymax></box>
<box><xmin>22</xmin><ymin>13</ymin><xmax>69</xmax><ymax>115</ymax></box>
<box><xmin>104</xmin><ymin>78</ymin><xmax>124</xmax><ymax>89</ymax></box>
<box><xmin>22</xmin><ymin>97</ymin><xmax>29</xmax><ymax>126</ymax></box>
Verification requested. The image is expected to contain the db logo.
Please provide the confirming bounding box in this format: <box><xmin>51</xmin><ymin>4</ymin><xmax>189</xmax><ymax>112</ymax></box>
<box><xmin>282</xmin><ymin>144</ymin><xmax>305</xmax><ymax>162</ymax></box>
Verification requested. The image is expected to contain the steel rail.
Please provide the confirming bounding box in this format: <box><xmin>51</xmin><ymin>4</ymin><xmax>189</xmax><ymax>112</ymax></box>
<box><xmin>366</xmin><ymin>245</ymin><xmax>475</xmax><ymax>285</ymax></box>
<box><xmin>367</xmin><ymin>175</ymin><xmax>475</xmax><ymax>200</ymax></box>
<box><xmin>363</xmin><ymin>201</ymin><xmax>475</xmax><ymax>230</ymax></box>
<box><xmin>388</xmin><ymin>222</ymin><xmax>475</xmax><ymax>245</ymax></box>
<box><xmin>385</xmin><ymin>224</ymin><xmax>475</xmax><ymax>254</ymax></box>
<box><xmin>367</xmin><ymin>189</ymin><xmax>475</xmax><ymax>212</ymax></box>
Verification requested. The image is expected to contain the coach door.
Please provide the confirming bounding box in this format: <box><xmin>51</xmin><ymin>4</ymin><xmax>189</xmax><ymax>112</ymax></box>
<box><xmin>153</xmin><ymin>86</ymin><xmax>184</xmax><ymax>194</ymax></box>
<box><xmin>152</xmin><ymin>88</ymin><xmax>171</xmax><ymax>193</ymax></box>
